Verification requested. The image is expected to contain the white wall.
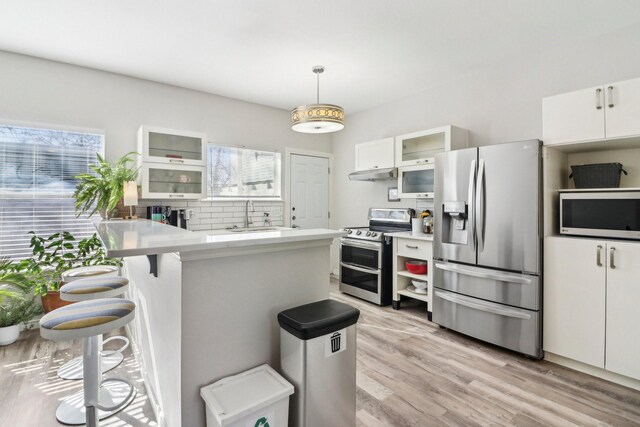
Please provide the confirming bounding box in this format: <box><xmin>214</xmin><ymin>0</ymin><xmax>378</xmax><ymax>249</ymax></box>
<box><xmin>0</xmin><ymin>50</ymin><xmax>331</xmax><ymax>163</ymax></box>
<box><xmin>332</xmin><ymin>23</ymin><xmax>640</xmax><ymax>238</ymax></box>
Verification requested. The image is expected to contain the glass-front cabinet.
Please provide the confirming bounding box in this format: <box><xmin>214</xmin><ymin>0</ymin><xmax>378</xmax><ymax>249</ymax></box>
<box><xmin>395</xmin><ymin>125</ymin><xmax>468</xmax><ymax>167</ymax></box>
<box><xmin>140</xmin><ymin>163</ymin><xmax>207</xmax><ymax>199</ymax></box>
<box><xmin>137</xmin><ymin>126</ymin><xmax>207</xmax><ymax>167</ymax></box>
<box><xmin>398</xmin><ymin>164</ymin><xmax>435</xmax><ymax>198</ymax></box>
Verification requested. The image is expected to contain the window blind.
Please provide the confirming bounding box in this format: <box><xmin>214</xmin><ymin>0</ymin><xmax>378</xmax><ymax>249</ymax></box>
<box><xmin>0</xmin><ymin>125</ymin><xmax>104</xmax><ymax>259</ymax></box>
<box><xmin>207</xmin><ymin>144</ymin><xmax>281</xmax><ymax>198</ymax></box>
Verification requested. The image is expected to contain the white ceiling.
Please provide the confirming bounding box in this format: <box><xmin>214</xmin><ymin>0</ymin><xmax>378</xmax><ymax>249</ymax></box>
<box><xmin>1</xmin><ymin>1</ymin><xmax>640</xmax><ymax>113</ymax></box>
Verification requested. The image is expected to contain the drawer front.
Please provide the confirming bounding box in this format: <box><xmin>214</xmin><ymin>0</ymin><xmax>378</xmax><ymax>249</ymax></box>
<box><xmin>434</xmin><ymin>261</ymin><xmax>540</xmax><ymax>310</ymax></box>
<box><xmin>433</xmin><ymin>289</ymin><xmax>541</xmax><ymax>358</ymax></box>
<box><xmin>397</xmin><ymin>237</ymin><xmax>432</xmax><ymax>258</ymax></box>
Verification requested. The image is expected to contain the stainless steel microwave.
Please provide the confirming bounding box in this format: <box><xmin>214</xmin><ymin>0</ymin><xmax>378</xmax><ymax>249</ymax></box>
<box><xmin>560</xmin><ymin>191</ymin><xmax>640</xmax><ymax>240</ymax></box>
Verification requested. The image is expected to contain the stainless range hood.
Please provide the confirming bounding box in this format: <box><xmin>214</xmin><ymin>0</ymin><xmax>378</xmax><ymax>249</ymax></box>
<box><xmin>348</xmin><ymin>167</ymin><xmax>397</xmax><ymax>182</ymax></box>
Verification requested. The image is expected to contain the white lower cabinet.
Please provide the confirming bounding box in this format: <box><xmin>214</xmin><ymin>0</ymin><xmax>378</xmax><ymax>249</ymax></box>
<box><xmin>544</xmin><ymin>236</ymin><xmax>640</xmax><ymax>380</ymax></box>
<box><xmin>392</xmin><ymin>235</ymin><xmax>433</xmax><ymax>314</ymax></box>
<box><xmin>605</xmin><ymin>241</ymin><xmax>640</xmax><ymax>379</ymax></box>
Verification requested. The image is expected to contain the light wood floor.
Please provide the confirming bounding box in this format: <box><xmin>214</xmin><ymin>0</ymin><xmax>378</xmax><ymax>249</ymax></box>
<box><xmin>329</xmin><ymin>283</ymin><xmax>640</xmax><ymax>427</ymax></box>
<box><xmin>0</xmin><ymin>328</ymin><xmax>157</xmax><ymax>427</ymax></box>
<box><xmin>2</xmin><ymin>284</ymin><xmax>640</xmax><ymax>427</ymax></box>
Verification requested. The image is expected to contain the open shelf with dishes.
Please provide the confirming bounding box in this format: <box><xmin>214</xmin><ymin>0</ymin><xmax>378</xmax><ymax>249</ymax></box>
<box><xmin>391</xmin><ymin>235</ymin><xmax>433</xmax><ymax>317</ymax></box>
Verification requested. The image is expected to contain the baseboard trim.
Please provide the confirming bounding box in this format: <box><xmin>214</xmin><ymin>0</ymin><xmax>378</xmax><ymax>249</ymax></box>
<box><xmin>544</xmin><ymin>352</ymin><xmax>640</xmax><ymax>391</ymax></box>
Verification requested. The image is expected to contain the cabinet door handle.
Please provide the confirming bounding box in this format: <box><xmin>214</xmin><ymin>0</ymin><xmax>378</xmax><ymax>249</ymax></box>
<box><xmin>372</xmin><ymin>165</ymin><xmax>378</xmax><ymax>168</ymax></box>
<box><xmin>595</xmin><ymin>88</ymin><xmax>602</xmax><ymax>110</ymax></box>
<box><xmin>610</xmin><ymin>247</ymin><xmax>616</xmax><ymax>269</ymax></box>
<box><xmin>405</xmin><ymin>245</ymin><xmax>419</xmax><ymax>249</ymax></box>
<box><xmin>608</xmin><ymin>86</ymin><xmax>614</xmax><ymax>108</ymax></box>
<box><xmin>169</xmin><ymin>194</ymin><xmax>184</xmax><ymax>198</ymax></box>
<box><xmin>596</xmin><ymin>245</ymin><xmax>603</xmax><ymax>267</ymax></box>
<box><xmin>169</xmin><ymin>159</ymin><xmax>185</xmax><ymax>164</ymax></box>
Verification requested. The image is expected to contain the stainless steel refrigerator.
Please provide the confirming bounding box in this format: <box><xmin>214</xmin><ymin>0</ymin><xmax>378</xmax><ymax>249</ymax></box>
<box><xmin>433</xmin><ymin>139</ymin><xmax>542</xmax><ymax>358</ymax></box>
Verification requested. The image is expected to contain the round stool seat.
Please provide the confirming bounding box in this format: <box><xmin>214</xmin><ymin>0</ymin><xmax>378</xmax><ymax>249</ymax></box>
<box><xmin>60</xmin><ymin>276</ymin><xmax>129</xmax><ymax>302</ymax></box>
<box><xmin>40</xmin><ymin>298</ymin><xmax>135</xmax><ymax>342</ymax></box>
<box><xmin>61</xmin><ymin>265</ymin><xmax>119</xmax><ymax>284</ymax></box>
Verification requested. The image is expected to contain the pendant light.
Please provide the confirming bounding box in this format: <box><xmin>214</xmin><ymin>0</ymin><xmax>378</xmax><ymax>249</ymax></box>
<box><xmin>291</xmin><ymin>65</ymin><xmax>344</xmax><ymax>133</ymax></box>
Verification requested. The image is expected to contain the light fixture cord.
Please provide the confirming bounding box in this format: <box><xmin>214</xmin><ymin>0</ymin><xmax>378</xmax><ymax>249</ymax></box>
<box><xmin>316</xmin><ymin>71</ymin><xmax>320</xmax><ymax>104</ymax></box>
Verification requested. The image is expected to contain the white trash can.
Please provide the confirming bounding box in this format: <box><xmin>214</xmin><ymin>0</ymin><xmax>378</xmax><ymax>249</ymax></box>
<box><xmin>201</xmin><ymin>364</ymin><xmax>294</xmax><ymax>427</ymax></box>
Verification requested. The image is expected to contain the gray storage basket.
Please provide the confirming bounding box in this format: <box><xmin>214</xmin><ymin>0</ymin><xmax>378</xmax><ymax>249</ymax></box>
<box><xmin>569</xmin><ymin>163</ymin><xmax>628</xmax><ymax>189</ymax></box>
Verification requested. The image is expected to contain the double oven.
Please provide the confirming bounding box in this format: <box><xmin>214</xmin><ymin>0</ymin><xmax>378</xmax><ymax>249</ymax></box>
<box><xmin>339</xmin><ymin>208</ymin><xmax>412</xmax><ymax>306</ymax></box>
<box><xmin>339</xmin><ymin>236</ymin><xmax>391</xmax><ymax>306</ymax></box>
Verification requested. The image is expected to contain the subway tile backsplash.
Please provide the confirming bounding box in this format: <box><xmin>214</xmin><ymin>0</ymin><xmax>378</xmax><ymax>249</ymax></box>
<box><xmin>135</xmin><ymin>200</ymin><xmax>284</xmax><ymax>231</ymax></box>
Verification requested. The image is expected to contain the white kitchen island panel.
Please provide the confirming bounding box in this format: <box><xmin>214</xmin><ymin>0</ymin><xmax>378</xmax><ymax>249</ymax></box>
<box><xmin>96</xmin><ymin>219</ymin><xmax>344</xmax><ymax>427</ymax></box>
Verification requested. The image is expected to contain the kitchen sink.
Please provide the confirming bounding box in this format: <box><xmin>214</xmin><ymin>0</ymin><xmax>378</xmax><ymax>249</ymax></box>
<box><xmin>229</xmin><ymin>227</ymin><xmax>280</xmax><ymax>232</ymax></box>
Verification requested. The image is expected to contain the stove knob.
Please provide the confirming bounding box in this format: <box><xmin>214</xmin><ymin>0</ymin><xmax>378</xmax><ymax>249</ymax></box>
<box><xmin>371</xmin><ymin>232</ymin><xmax>378</xmax><ymax>237</ymax></box>
<box><xmin>346</xmin><ymin>229</ymin><xmax>352</xmax><ymax>234</ymax></box>
<box><xmin>366</xmin><ymin>231</ymin><xmax>372</xmax><ymax>236</ymax></box>
<box><xmin>356</xmin><ymin>230</ymin><xmax>362</xmax><ymax>235</ymax></box>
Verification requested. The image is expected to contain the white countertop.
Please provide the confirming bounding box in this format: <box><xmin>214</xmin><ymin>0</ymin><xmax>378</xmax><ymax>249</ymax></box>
<box><xmin>386</xmin><ymin>231</ymin><xmax>434</xmax><ymax>242</ymax></box>
<box><xmin>94</xmin><ymin>219</ymin><xmax>345</xmax><ymax>257</ymax></box>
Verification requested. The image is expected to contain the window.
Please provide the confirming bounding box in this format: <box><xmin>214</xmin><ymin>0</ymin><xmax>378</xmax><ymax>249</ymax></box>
<box><xmin>0</xmin><ymin>124</ymin><xmax>104</xmax><ymax>259</ymax></box>
<box><xmin>207</xmin><ymin>144</ymin><xmax>281</xmax><ymax>198</ymax></box>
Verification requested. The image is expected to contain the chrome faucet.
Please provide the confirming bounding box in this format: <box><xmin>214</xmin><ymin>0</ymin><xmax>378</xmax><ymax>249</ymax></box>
<box><xmin>244</xmin><ymin>200</ymin><xmax>254</xmax><ymax>228</ymax></box>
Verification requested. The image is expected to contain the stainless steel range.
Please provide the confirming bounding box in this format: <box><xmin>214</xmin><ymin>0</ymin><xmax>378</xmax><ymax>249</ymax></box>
<box><xmin>339</xmin><ymin>208</ymin><xmax>412</xmax><ymax>306</ymax></box>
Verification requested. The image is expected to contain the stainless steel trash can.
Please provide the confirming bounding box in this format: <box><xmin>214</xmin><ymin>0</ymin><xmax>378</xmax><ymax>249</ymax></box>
<box><xmin>278</xmin><ymin>299</ymin><xmax>360</xmax><ymax>427</ymax></box>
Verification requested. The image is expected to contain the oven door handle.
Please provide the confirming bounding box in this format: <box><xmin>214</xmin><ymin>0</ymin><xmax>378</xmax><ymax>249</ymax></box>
<box><xmin>340</xmin><ymin>262</ymin><xmax>381</xmax><ymax>275</ymax></box>
<box><xmin>339</xmin><ymin>238</ymin><xmax>382</xmax><ymax>251</ymax></box>
<box><xmin>435</xmin><ymin>291</ymin><xmax>531</xmax><ymax>320</ymax></box>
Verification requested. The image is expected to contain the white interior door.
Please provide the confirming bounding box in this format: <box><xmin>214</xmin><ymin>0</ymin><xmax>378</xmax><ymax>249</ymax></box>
<box><xmin>290</xmin><ymin>154</ymin><xmax>329</xmax><ymax>229</ymax></box>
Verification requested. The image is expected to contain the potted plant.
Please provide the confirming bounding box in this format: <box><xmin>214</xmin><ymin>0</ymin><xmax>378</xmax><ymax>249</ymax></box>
<box><xmin>0</xmin><ymin>259</ymin><xmax>42</xmax><ymax>346</ymax></box>
<box><xmin>74</xmin><ymin>152</ymin><xmax>139</xmax><ymax>219</ymax></box>
<box><xmin>14</xmin><ymin>231</ymin><xmax>123</xmax><ymax>313</ymax></box>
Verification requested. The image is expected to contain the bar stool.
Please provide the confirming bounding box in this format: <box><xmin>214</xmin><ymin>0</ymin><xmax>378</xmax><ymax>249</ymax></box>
<box><xmin>40</xmin><ymin>298</ymin><xmax>137</xmax><ymax>427</ymax></box>
<box><xmin>57</xmin><ymin>275</ymin><xmax>130</xmax><ymax>381</ymax></box>
<box><xmin>61</xmin><ymin>265</ymin><xmax>119</xmax><ymax>283</ymax></box>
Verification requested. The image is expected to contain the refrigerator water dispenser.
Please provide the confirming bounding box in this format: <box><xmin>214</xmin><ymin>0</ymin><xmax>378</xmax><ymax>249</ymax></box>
<box><xmin>442</xmin><ymin>201</ymin><xmax>468</xmax><ymax>244</ymax></box>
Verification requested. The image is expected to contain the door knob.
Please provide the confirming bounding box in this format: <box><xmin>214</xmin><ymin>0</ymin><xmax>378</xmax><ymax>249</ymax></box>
<box><xmin>292</xmin><ymin>216</ymin><xmax>296</xmax><ymax>220</ymax></box>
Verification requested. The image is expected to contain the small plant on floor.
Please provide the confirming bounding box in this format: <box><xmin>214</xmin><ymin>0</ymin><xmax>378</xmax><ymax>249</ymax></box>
<box><xmin>0</xmin><ymin>258</ymin><xmax>42</xmax><ymax>345</ymax></box>
<box><xmin>73</xmin><ymin>152</ymin><xmax>139</xmax><ymax>219</ymax></box>
<box><xmin>12</xmin><ymin>231</ymin><xmax>123</xmax><ymax>298</ymax></box>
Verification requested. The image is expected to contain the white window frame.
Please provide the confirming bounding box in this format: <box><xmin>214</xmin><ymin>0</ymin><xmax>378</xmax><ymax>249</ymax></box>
<box><xmin>0</xmin><ymin>119</ymin><xmax>106</xmax><ymax>259</ymax></box>
<box><xmin>206</xmin><ymin>143</ymin><xmax>283</xmax><ymax>201</ymax></box>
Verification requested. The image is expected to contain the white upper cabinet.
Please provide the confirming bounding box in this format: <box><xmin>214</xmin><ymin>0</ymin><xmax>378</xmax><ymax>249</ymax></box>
<box><xmin>543</xmin><ymin>76</ymin><xmax>640</xmax><ymax>146</ymax></box>
<box><xmin>139</xmin><ymin>163</ymin><xmax>207</xmax><ymax>200</ymax></box>
<box><xmin>604</xmin><ymin>77</ymin><xmax>640</xmax><ymax>139</ymax></box>
<box><xmin>542</xmin><ymin>85</ymin><xmax>606</xmax><ymax>146</ymax></box>
<box><xmin>354</xmin><ymin>137</ymin><xmax>395</xmax><ymax>171</ymax></box>
<box><xmin>395</xmin><ymin>125</ymin><xmax>468</xmax><ymax>167</ymax></box>
<box><xmin>138</xmin><ymin>125</ymin><xmax>207</xmax><ymax>167</ymax></box>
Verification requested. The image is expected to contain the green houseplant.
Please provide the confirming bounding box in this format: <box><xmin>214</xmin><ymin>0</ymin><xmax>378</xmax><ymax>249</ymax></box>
<box><xmin>73</xmin><ymin>152</ymin><xmax>139</xmax><ymax>219</ymax></box>
<box><xmin>0</xmin><ymin>259</ymin><xmax>42</xmax><ymax>345</ymax></box>
<box><xmin>14</xmin><ymin>231</ymin><xmax>123</xmax><ymax>312</ymax></box>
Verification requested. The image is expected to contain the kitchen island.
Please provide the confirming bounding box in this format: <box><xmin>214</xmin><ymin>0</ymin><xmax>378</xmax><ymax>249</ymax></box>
<box><xmin>94</xmin><ymin>219</ymin><xmax>344</xmax><ymax>427</ymax></box>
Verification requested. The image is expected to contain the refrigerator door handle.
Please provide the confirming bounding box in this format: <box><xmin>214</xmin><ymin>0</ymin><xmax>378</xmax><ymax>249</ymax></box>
<box><xmin>468</xmin><ymin>159</ymin><xmax>476</xmax><ymax>252</ymax></box>
<box><xmin>435</xmin><ymin>262</ymin><xmax>532</xmax><ymax>284</ymax></box>
<box><xmin>475</xmin><ymin>159</ymin><xmax>485</xmax><ymax>252</ymax></box>
<box><xmin>435</xmin><ymin>290</ymin><xmax>532</xmax><ymax>320</ymax></box>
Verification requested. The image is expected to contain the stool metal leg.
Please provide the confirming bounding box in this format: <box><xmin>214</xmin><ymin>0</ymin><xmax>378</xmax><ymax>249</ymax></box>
<box><xmin>56</xmin><ymin>333</ymin><xmax>136</xmax><ymax>425</ymax></box>
<box><xmin>57</xmin><ymin>335</ymin><xmax>128</xmax><ymax>380</ymax></box>
<box><xmin>84</xmin><ymin>335</ymin><xmax>100</xmax><ymax>427</ymax></box>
